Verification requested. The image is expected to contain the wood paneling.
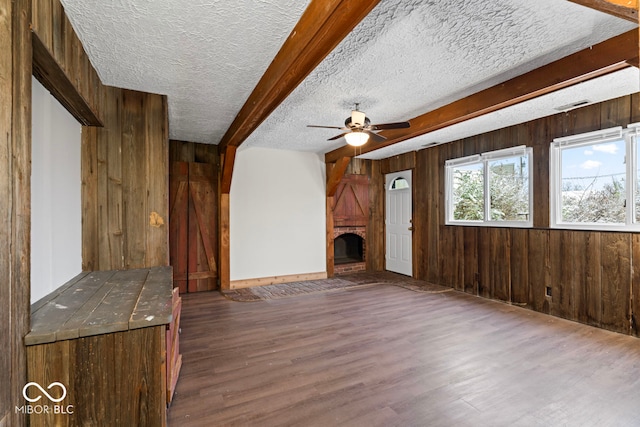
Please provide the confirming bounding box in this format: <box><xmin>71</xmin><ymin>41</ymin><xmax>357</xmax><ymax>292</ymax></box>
<box><xmin>576</xmin><ymin>231</ymin><xmax>602</xmax><ymax>327</ymax></box>
<box><xmin>27</xmin><ymin>327</ymin><xmax>167</xmax><ymax>427</ymax></box>
<box><xmin>82</xmin><ymin>89</ymin><xmax>169</xmax><ymax>270</ymax></box>
<box><xmin>528</xmin><ymin>230</ymin><xmax>551</xmax><ymax>314</ymax></box>
<box><xmin>529</xmin><ymin>119</ymin><xmax>550</xmax><ymax>227</ymax></box>
<box><xmin>1</xmin><ymin>0</ymin><xmax>31</xmax><ymax>425</ymax></box>
<box><xmin>122</xmin><ymin>90</ymin><xmax>149</xmax><ymax>268</ymax></box>
<box><xmin>326</xmin><ymin>195</ymin><xmax>335</xmax><ymax>277</ymax></box>
<box><xmin>381</xmin><ymin>152</ymin><xmax>416</xmax><ymax>174</ymax></box>
<box><xmin>30</xmin><ymin>0</ymin><xmax>170</xmax><ymax>271</ymax></box>
<box><xmin>600</xmin><ymin>232</ymin><xmax>632</xmax><ymax>334</ymax></box>
<box><xmin>104</xmin><ymin>87</ymin><xmax>124</xmax><ymax>268</ymax></box>
<box><xmin>32</xmin><ymin>34</ymin><xmax>102</xmax><ymax>126</ymax></box>
<box><xmin>31</xmin><ymin>0</ymin><xmax>101</xmax><ymax>122</ymax></box>
<box><xmin>1</xmin><ymin>1</ymin><xmax>169</xmax><ymax>424</ymax></box>
<box><xmin>367</xmin><ymin>160</ymin><xmax>385</xmax><ymax>272</ymax></box>
<box><xmin>408</xmin><ymin>94</ymin><xmax>640</xmax><ymax>336</ymax></box>
<box><xmin>510</xmin><ymin>228</ymin><xmax>529</xmax><ymax>306</ymax></box>
<box><xmin>170</xmin><ymin>162</ymin><xmax>190</xmax><ymax>293</ymax></box>
<box><xmin>146</xmin><ymin>93</ymin><xmax>170</xmax><ymax>267</ymax></box>
<box><xmin>549</xmin><ymin>230</ymin><xmax>577</xmax><ymax>320</ymax></box>
<box><xmin>170</xmin><ymin>140</ymin><xmax>219</xmax><ymax>166</ymax></box>
<box><xmin>632</xmin><ymin>234</ymin><xmax>640</xmax><ymax>336</ymax></box>
<box><xmin>462</xmin><ymin>227</ymin><xmax>479</xmax><ymax>295</ymax></box>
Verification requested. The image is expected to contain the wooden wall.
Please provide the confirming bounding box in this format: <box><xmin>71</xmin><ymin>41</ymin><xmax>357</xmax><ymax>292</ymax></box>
<box><xmin>170</xmin><ymin>139</ymin><xmax>219</xmax><ymax>165</ymax></box>
<box><xmin>31</xmin><ymin>0</ymin><xmax>170</xmax><ymax>272</ymax></box>
<box><xmin>0</xmin><ymin>0</ymin><xmax>31</xmax><ymax>425</ymax></box>
<box><xmin>0</xmin><ymin>2</ymin><xmax>169</xmax><ymax>425</ymax></box>
<box><xmin>385</xmin><ymin>93</ymin><xmax>640</xmax><ymax>336</ymax></box>
<box><xmin>27</xmin><ymin>326</ymin><xmax>167</xmax><ymax>427</ymax></box>
<box><xmin>32</xmin><ymin>0</ymin><xmax>102</xmax><ymax>125</ymax></box>
<box><xmin>82</xmin><ymin>87</ymin><xmax>169</xmax><ymax>271</ymax></box>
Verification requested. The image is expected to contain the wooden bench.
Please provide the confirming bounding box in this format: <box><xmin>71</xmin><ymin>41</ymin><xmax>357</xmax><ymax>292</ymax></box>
<box><xmin>25</xmin><ymin>266</ymin><xmax>180</xmax><ymax>427</ymax></box>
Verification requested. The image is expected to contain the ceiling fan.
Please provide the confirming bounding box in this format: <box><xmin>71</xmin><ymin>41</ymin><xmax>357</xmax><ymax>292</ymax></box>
<box><xmin>307</xmin><ymin>104</ymin><xmax>410</xmax><ymax>147</ymax></box>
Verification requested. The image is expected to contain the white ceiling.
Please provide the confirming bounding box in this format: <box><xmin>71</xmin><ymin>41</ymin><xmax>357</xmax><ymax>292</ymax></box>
<box><xmin>60</xmin><ymin>0</ymin><xmax>638</xmax><ymax>160</ymax></box>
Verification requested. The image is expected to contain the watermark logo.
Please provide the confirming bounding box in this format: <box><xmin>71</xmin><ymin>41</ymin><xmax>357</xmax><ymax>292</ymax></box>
<box><xmin>15</xmin><ymin>381</ymin><xmax>74</xmax><ymax>415</ymax></box>
<box><xmin>23</xmin><ymin>382</ymin><xmax>67</xmax><ymax>403</ymax></box>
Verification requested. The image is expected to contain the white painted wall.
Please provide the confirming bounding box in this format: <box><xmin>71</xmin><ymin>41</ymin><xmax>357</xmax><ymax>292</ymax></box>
<box><xmin>31</xmin><ymin>77</ymin><xmax>82</xmax><ymax>304</ymax></box>
<box><xmin>230</xmin><ymin>147</ymin><xmax>326</xmax><ymax>281</ymax></box>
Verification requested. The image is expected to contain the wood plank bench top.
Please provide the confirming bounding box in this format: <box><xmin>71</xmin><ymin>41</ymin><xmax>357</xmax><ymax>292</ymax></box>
<box><xmin>26</xmin><ymin>266</ymin><xmax>174</xmax><ymax>346</ymax></box>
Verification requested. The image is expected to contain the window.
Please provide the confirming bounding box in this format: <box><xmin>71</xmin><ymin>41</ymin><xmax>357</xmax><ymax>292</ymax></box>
<box><xmin>445</xmin><ymin>146</ymin><xmax>533</xmax><ymax>227</ymax></box>
<box><xmin>390</xmin><ymin>177</ymin><xmax>410</xmax><ymax>190</ymax></box>
<box><xmin>550</xmin><ymin>124</ymin><xmax>640</xmax><ymax>230</ymax></box>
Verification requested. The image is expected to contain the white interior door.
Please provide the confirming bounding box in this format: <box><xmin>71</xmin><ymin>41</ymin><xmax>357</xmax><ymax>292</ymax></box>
<box><xmin>385</xmin><ymin>171</ymin><xmax>412</xmax><ymax>276</ymax></box>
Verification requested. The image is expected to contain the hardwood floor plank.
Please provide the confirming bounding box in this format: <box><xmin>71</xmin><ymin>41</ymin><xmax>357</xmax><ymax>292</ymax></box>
<box><xmin>168</xmin><ymin>277</ymin><xmax>640</xmax><ymax>426</ymax></box>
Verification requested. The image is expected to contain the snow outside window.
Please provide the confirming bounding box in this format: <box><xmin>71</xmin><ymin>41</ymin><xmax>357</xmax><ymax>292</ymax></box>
<box><xmin>550</xmin><ymin>124</ymin><xmax>640</xmax><ymax>231</ymax></box>
<box><xmin>445</xmin><ymin>146</ymin><xmax>533</xmax><ymax>228</ymax></box>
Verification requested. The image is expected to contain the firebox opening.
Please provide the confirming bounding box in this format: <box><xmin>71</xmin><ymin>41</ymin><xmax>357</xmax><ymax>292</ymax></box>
<box><xmin>334</xmin><ymin>233</ymin><xmax>364</xmax><ymax>265</ymax></box>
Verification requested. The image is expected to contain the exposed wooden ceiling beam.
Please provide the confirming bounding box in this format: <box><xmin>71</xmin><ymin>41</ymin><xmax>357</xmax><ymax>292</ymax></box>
<box><xmin>218</xmin><ymin>0</ymin><xmax>381</xmax><ymax>151</ymax></box>
<box><xmin>566</xmin><ymin>0</ymin><xmax>638</xmax><ymax>22</ymax></box>
<box><xmin>220</xmin><ymin>146</ymin><xmax>237</xmax><ymax>195</ymax></box>
<box><xmin>326</xmin><ymin>157</ymin><xmax>351</xmax><ymax>197</ymax></box>
<box><xmin>326</xmin><ymin>29</ymin><xmax>638</xmax><ymax>163</ymax></box>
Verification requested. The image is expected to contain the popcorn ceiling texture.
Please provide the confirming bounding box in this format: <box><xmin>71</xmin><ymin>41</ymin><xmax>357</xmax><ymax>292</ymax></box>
<box><xmin>242</xmin><ymin>0</ymin><xmax>636</xmax><ymax>157</ymax></box>
<box><xmin>60</xmin><ymin>0</ymin><xmax>636</xmax><ymax>157</ymax></box>
<box><xmin>359</xmin><ymin>67</ymin><xmax>640</xmax><ymax>160</ymax></box>
<box><xmin>60</xmin><ymin>0</ymin><xmax>311</xmax><ymax>144</ymax></box>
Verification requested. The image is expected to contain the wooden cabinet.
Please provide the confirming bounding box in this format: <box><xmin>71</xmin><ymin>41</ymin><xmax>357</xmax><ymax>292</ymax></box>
<box><xmin>166</xmin><ymin>287</ymin><xmax>182</xmax><ymax>404</ymax></box>
<box><xmin>25</xmin><ymin>267</ymin><xmax>177</xmax><ymax>427</ymax></box>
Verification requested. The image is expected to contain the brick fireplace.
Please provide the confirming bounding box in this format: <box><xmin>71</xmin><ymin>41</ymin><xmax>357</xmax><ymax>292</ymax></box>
<box><xmin>332</xmin><ymin>174</ymin><xmax>369</xmax><ymax>275</ymax></box>
<box><xmin>333</xmin><ymin>226</ymin><xmax>366</xmax><ymax>275</ymax></box>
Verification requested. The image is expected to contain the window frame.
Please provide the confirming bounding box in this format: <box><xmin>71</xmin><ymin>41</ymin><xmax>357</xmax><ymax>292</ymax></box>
<box><xmin>445</xmin><ymin>145</ymin><xmax>534</xmax><ymax>228</ymax></box>
<box><xmin>389</xmin><ymin>176</ymin><xmax>410</xmax><ymax>191</ymax></box>
<box><xmin>550</xmin><ymin>124</ymin><xmax>640</xmax><ymax>231</ymax></box>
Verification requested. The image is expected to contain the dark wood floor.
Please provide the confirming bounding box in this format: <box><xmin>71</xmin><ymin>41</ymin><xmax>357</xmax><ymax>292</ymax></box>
<box><xmin>168</xmin><ymin>279</ymin><xmax>640</xmax><ymax>426</ymax></box>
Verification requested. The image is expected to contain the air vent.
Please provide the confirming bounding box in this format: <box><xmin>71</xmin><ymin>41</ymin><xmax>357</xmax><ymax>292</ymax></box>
<box><xmin>555</xmin><ymin>100</ymin><xmax>590</xmax><ymax>112</ymax></box>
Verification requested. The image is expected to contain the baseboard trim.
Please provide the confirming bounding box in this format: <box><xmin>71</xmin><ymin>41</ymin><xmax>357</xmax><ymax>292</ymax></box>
<box><xmin>230</xmin><ymin>271</ymin><xmax>328</xmax><ymax>289</ymax></box>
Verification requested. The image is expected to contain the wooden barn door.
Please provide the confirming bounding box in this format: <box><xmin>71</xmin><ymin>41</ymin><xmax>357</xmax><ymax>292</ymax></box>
<box><xmin>333</xmin><ymin>174</ymin><xmax>369</xmax><ymax>227</ymax></box>
<box><xmin>170</xmin><ymin>162</ymin><xmax>218</xmax><ymax>293</ymax></box>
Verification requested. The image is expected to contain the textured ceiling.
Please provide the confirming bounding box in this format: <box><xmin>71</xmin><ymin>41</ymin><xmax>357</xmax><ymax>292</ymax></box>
<box><xmin>59</xmin><ymin>0</ymin><xmax>311</xmax><ymax>144</ymax></box>
<box><xmin>60</xmin><ymin>0</ymin><xmax>637</xmax><ymax>159</ymax></box>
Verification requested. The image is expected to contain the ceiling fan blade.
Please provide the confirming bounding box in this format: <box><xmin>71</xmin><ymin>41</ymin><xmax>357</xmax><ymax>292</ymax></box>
<box><xmin>369</xmin><ymin>121</ymin><xmax>410</xmax><ymax>130</ymax></box>
<box><xmin>307</xmin><ymin>125</ymin><xmax>345</xmax><ymax>130</ymax></box>
<box><xmin>328</xmin><ymin>132</ymin><xmax>349</xmax><ymax>141</ymax></box>
<box><xmin>365</xmin><ymin>130</ymin><xmax>387</xmax><ymax>143</ymax></box>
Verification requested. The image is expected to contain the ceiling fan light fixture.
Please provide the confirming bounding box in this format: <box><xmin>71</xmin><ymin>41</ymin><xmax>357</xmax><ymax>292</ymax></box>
<box><xmin>345</xmin><ymin>131</ymin><xmax>369</xmax><ymax>147</ymax></box>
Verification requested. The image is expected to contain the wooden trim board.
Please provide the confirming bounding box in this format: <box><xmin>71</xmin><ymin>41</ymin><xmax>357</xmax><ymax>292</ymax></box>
<box><xmin>32</xmin><ymin>33</ymin><xmax>102</xmax><ymax>126</ymax></box>
<box><xmin>230</xmin><ymin>272</ymin><xmax>328</xmax><ymax>289</ymax></box>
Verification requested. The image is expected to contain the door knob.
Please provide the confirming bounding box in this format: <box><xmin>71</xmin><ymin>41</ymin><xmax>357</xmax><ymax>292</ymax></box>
<box><xmin>408</xmin><ymin>227</ymin><xmax>413</xmax><ymax>231</ymax></box>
